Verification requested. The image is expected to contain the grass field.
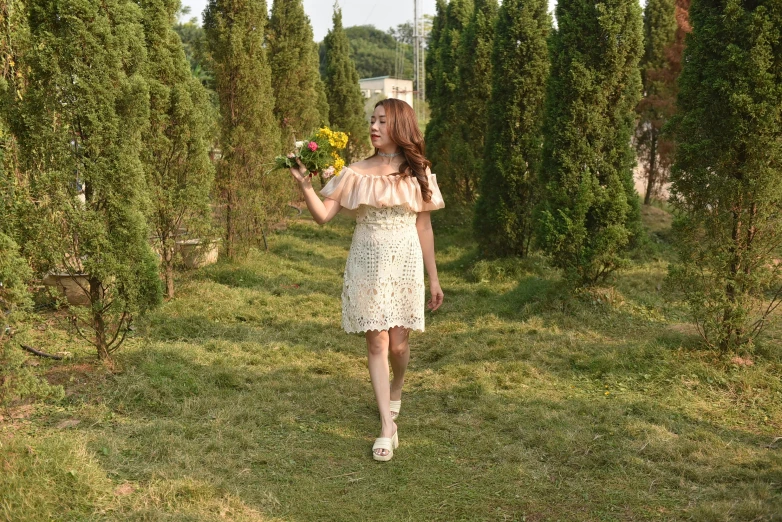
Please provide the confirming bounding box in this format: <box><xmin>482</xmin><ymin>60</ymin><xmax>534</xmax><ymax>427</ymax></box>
<box><xmin>1</xmin><ymin>205</ymin><xmax>781</xmax><ymax>521</ymax></box>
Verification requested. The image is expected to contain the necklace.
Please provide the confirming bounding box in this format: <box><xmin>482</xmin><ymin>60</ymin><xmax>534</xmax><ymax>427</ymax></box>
<box><xmin>378</xmin><ymin>150</ymin><xmax>403</xmax><ymax>158</ymax></box>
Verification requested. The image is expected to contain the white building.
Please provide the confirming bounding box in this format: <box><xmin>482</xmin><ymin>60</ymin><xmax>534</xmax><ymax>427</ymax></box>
<box><xmin>359</xmin><ymin>76</ymin><xmax>414</xmax><ymax>107</ymax></box>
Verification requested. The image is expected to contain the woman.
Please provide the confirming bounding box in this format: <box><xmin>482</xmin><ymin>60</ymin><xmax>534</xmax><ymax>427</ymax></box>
<box><xmin>289</xmin><ymin>98</ymin><xmax>445</xmax><ymax>462</ymax></box>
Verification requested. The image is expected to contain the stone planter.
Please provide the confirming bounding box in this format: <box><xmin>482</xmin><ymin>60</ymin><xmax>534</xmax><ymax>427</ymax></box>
<box><xmin>150</xmin><ymin>228</ymin><xmax>188</xmax><ymax>262</ymax></box>
<box><xmin>42</xmin><ymin>273</ymin><xmax>91</xmax><ymax>306</ymax></box>
<box><xmin>177</xmin><ymin>239</ymin><xmax>219</xmax><ymax>269</ymax></box>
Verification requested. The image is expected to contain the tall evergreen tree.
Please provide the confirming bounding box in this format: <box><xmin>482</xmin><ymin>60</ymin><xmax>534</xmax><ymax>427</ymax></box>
<box><xmin>267</xmin><ymin>0</ymin><xmax>328</xmax><ymax>148</ymax></box>
<box><xmin>473</xmin><ymin>0</ymin><xmax>551</xmax><ymax>257</ymax></box>
<box><xmin>11</xmin><ymin>0</ymin><xmax>161</xmax><ymax>361</ymax></box>
<box><xmin>204</xmin><ymin>0</ymin><xmax>285</xmax><ymax>259</ymax></box>
<box><xmin>425</xmin><ymin>0</ymin><xmax>447</xmax><ymax>119</ymax></box>
<box><xmin>537</xmin><ymin>0</ymin><xmax>644</xmax><ymax>285</ymax></box>
<box><xmin>449</xmin><ymin>0</ymin><xmax>498</xmax><ymax>203</ymax></box>
<box><xmin>0</xmin><ymin>0</ymin><xmax>29</xmax><ymax>245</ymax></box>
<box><xmin>141</xmin><ymin>0</ymin><xmax>216</xmax><ymax>298</ymax></box>
<box><xmin>0</xmin><ymin>0</ymin><xmax>32</xmax><ymax>325</ymax></box>
<box><xmin>634</xmin><ymin>0</ymin><xmax>678</xmax><ymax>204</ymax></box>
<box><xmin>323</xmin><ymin>5</ymin><xmax>369</xmax><ymax>163</ymax></box>
<box><xmin>314</xmin><ymin>52</ymin><xmax>330</xmax><ymax>127</ymax></box>
<box><xmin>668</xmin><ymin>0</ymin><xmax>782</xmax><ymax>351</ymax></box>
<box><xmin>424</xmin><ymin>0</ymin><xmax>472</xmax><ymax>202</ymax></box>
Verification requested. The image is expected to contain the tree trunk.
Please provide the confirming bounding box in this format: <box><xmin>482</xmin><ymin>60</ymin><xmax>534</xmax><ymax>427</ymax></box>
<box><xmin>90</xmin><ymin>276</ymin><xmax>110</xmax><ymax>360</ymax></box>
<box><xmin>164</xmin><ymin>245</ymin><xmax>175</xmax><ymax>299</ymax></box>
<box><xmin>226</xmin><ymin>185</ymin><xmax>235</xmax><ymax>260</ymax></box>
<box><xmin>644</xmin><ymin>129</ymin><xmax>658</xmax><ymax>205</ymax></box>
<box><xmin>722</xmin><ymin>208</ymin><xmax>743</xmax><ymax>350</ymax></box>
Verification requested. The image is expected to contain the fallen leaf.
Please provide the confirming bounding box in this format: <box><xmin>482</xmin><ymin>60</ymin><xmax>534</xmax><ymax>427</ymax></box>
<box><xmin>730</xmin><ymin>356</ymin><xmax>754</xmax><ymax>367</ymax></box>
<box><xmin>765</xmin><ymin>437</ymin><xmax>782</xmax><ymax>449</ymax></box>
<box><xmin>10</xmin><ymin>405</ymin><xmax>34</xmax><ymax>420</ymax></box>
<box><xmin>114</xmin><ymin>483</ymin><xmax>135</xmax><ymax>496</ymax></box>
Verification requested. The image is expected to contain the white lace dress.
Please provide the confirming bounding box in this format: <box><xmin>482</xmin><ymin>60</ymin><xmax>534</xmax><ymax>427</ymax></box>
<box><xmin>321</xmin><ymin>167</ymin><xmax>445</xmax><ymax>334</ymax></box>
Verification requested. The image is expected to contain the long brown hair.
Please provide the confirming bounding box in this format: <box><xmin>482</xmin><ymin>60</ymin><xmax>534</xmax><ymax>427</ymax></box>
<box><xmin>373</xmin><ymin>99</ymin><xmax>432</xmax><ymax>202</ymax></box>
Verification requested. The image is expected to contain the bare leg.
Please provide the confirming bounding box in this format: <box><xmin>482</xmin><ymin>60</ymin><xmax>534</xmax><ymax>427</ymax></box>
<box><xmin>366</xmin><ymin>330</ymin><xmax>397</xmax><ymax>457</ymax></box>
<box><xmin>388</xmin><ymin>327</ymin><xmax>410</xmax><ymax>414</ymax></box>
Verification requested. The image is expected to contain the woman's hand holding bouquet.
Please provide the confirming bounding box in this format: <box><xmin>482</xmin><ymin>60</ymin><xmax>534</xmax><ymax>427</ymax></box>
<box><xmin>275</xmin><ymin>127</ymin><xmax>348</xmax><ymax>181</ymax></box>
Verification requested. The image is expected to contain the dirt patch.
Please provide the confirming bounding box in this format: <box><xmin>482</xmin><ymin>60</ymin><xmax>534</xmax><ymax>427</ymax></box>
<box><xmin>45</xmin><ymin>362</ymin><xmax>113</xmax><ymax>400</ymax></box>
<box><xmin>45</xmin><ymin>363</ymin><xmax>106</xmax><ymax>386</ymax></box>
<box><xmin>2</xmin><ymin>403</ymin><xmax>35</xmax><ymax>422</ymax></box>
<box><xmin>668</xmin><ymin>322</ymin><xmax>699</xmax><ymax>336</ymax></box>
<box><xmin>0</xmin><ymin>403</ymin><xmax>35</xmax><ymax>435</ymax></box>
<box><xmin>55</xmin><ymin>418</ymin><xmax>81</xmax><ymax>429</ymax></box>
<box><xmin>114</xmin><ymin>483</ymin><xmax>136</xmax><ymax>496</ymax></box>
<box><xmin>730</xmin><ymin>356</ymin><xmax>754</xmax><ymax>367</ymax></box>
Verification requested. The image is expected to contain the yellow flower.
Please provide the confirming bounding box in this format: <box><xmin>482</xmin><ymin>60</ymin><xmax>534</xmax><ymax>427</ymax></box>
<box><xmin>332</xmin><ymin>152</ymin><xmax>345</xmax><ymax>174</ymax></box>
<box><xmin>318</xmin><ymin>127</ymin><xmax>349</xmax><ymax>149</ymax></box>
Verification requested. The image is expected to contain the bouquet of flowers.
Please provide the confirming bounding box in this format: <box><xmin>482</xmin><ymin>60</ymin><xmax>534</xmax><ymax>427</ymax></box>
<box><xmin>274</xmin><ymin>127</ymin><xmax>349</xmax><ymax>179</ymax></box>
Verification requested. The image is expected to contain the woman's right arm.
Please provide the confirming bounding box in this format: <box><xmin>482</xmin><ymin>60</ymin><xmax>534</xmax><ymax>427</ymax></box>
<box><xmin>290</xmin><ymin>160</ymin><xmax>342</xmax><ymax>225</ymax></box>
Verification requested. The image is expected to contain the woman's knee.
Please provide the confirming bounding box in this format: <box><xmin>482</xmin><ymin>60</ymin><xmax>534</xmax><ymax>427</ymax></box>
<box><xmin>366</xmin><ymin>331</ymin><xmax>389</xmax><ymax>356</ymax></box>
<box><xmin>389</xmin><ymin>342</ymin><xmax>409</xmax><ymax>357</ymax></box>
<box><xmin>388</xmin><ymin>328</ymin><xmax>409</xmax><ymax>357</ymax></box>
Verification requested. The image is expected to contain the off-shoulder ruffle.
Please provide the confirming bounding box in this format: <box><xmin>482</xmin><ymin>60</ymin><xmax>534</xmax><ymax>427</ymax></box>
<box><xmin>320</xmin><ymin>167</ymin><xmax>445</xmax><ymax>213</ymax></box>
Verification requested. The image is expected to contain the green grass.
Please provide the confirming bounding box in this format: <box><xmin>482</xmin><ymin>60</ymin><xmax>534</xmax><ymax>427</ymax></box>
<box><xmin>2</xmin><ymin>208</ymin><xmax>781</xmax><ymax>521</ymax></box>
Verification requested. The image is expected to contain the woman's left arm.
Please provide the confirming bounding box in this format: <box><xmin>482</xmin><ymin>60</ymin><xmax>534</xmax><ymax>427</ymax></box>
<box><xmin>416</xmin><ymin>211</ymin><xmax>444</xmax><ymax>311</ymax></box>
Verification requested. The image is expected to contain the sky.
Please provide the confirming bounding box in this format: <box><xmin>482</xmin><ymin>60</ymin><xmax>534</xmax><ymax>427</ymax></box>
<box><xmin>180</xmin><ymin>1</ymin><xmax>440</xmax><ymax>42</ymax></box>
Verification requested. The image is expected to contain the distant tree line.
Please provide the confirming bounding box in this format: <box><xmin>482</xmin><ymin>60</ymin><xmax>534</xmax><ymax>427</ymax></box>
<box><xmin>319</xmin><ymin>25</ymin><xmax>415</xmax><ymax>81</ymax></box>
<box><xmin>428</xmin><ymin>0</ymin><xmax>782</xmax><ymax>352</ymax></box>
<box><xmin>0</xmin><ymin>0</ymin><xmax>368</xmax><ymax>362</ymax></box>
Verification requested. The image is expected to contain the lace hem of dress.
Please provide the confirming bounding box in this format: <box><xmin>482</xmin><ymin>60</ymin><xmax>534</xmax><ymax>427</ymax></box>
<box><xmin>343</xmin><ymin>321</ymin><xmax>425</xmax><ymax>334</ymax></box>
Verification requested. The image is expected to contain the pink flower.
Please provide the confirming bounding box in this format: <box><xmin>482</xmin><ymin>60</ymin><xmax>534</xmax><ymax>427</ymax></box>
<box><xmin>322</xmin><ymin>166</ymin><xmax>336</xmax><ymax>179</ymax></box>
<box><xmin>308</xmin><ymin>141</ymin><xmax>318</xmax><ymax>152</ymax></box>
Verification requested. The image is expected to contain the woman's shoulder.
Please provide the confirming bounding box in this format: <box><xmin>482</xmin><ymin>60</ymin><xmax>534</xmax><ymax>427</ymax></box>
<box><xmin>342</xmin><ymin>162</ymin><xmax>435</xmax><ymax>179</ymax></box>
<box><xmin>346</xmin><ymin>158</ymin><xmax>388</xmax><ymax>177</ymax></box>
<box><xmin>323</xmin><ymin>160</ymin><xmax>444</xmax><ymax>212</ymax></box>
<box><xmin>348</xmin><ymin>159</ymin><xmax>372</xmax><ymax>171</ymax></box>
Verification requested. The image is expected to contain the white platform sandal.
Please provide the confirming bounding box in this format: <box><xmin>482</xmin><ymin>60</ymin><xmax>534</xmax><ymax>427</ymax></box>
<box><xmin>372</xmin><ymin>431</ymin><xmax>399</xmax><ymax>462</ymax></box>
<box><xmin>390</xmin><ymin>400</ymin><xmax>401</xmax><ymax>419</ymax></box>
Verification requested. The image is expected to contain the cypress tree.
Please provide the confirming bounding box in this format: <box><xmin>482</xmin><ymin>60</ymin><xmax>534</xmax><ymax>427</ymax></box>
<box><xmin>537</xmin><ymin>0</ymin><xmax>644</xmax><ymax>285</ymax></box>
<box><xmin>449</xmin><ymin>0</ymin><xmax>498</xmax><ymax>204</ymax></box>
<box><xmin>267</xmin><ymin>0</ymin><xmax>328</xmax><ymax>148</ymax></box>
<box><xmin>0</xmin><ymin>0</ymin><xmax>31</xmax><ymax>322</ymax></box>
<box><xmin>323</xmin><ymin>5</ymin><xmax>369</xmax><ymax>164</ymax></box>
<box><xmin>635</xmin><ymin>0</ymin><xmax>678</xmax><ymax>204</ymax></box>
<box><xmin>13</xmin><ymin>0</ymin><xmax>161</xmax><ymax>361</ymax></box>
<box><xmin>141</xmin><ymin>0</ymin><xmax>216</xmax><ymax>298</ymax></box>
<box><xmin>204</xmin><ymin>0</ymin><xmax>285</xmax><ymax>259</ymax></box>
<box><xmin>0</xmin><ymin>0</ymin><xmax>29</xmax><ymax>246</ymax></box>
<box><xmin>424</xmin><ymin>0</ymin><xmax>447</xmax><ymax>120</ymax></box>
<box><xmin>314</xmin><ymin>54</ymin><xmax>330</xmax><ymax>127</ymax></box>
<box><xmin>473</xmin><ymin>0</ymin><xmax>551</xmax><ymax>257</ymax></box>
<box><xmin>424</xmin><ymin>0</ymin><xmax>472</xmax><ymax>201</ymax></box>
<box><xmin>668</xmin><ymin>0</ymin><xmax>782</xmax><ymax>351</ymax></box>
<box><xmin>0</xmin><ymin>233</ymin><xmax>31</xmax><ymax>323</ymax></box>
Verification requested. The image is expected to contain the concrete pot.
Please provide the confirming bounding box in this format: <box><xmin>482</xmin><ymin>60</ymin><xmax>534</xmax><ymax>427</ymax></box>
<box><xmin>42</xmin><ymin>273</ymin><xmax>91</xmax><ymax>306</ymax></box>
<box><xmin>177</xmin><ymin>239</ymin><xmax>219</xmax><ymax>269</ymax></box>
